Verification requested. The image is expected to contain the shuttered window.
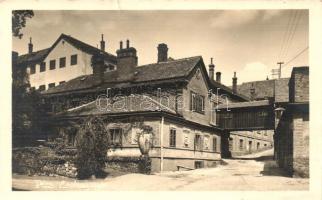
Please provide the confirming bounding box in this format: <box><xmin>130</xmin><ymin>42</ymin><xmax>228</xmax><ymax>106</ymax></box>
<box><xmin>190</xmin><ymin>91</ymin><xmax>205</xmax><ymax>114</ymax></box>
<box><xmin>169</xmin><ymin>128</ymin><xmax>176</xmax><ymax>147</ymax></box>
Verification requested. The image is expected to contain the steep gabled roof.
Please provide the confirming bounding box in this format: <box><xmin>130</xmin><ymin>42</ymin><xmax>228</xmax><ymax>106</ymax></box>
<box><xmin>217</xmin><ymin>100</ymin><xmax>270</xmax><ymax>109</ymax></box>
<box><xmin>58</xmin><ymin>94</ymin><xmax>176</xmax><ymax>117</ymax></box>
<box><xmin>16</xmin><ymin>48</ymin><xmax>51</xmax><ymax>65</ymax></box>
<box><xmin>236</xmin><ymin>78</ymin><xmax>290</xmax><ymax>103</ymax></box>
<box><xmin>210</xmin><ymin>79</ymin><xmax>249</xmax><ymax>101</ymax></box>
<box><xmin>43</xmin><ymin>56</ymin><xmax>203</xmax><ymax>95</ymax></box>
<box><xmin>16</xmin><ymin>33</ymin><xmax>116</xmax><ymax>66</ymax></box>
<box><xmin>52</xmin><ymin>34</ymin><xmax>116</xmax><ymax>62</ymax></box>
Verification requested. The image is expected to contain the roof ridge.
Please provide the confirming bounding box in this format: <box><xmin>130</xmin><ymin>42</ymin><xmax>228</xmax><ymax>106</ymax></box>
<box><xmin>60</xmin><ymin>33</ymin><xmax>116</xmax><ymax>57</ymax></box>
<box><xmin>137</xmin><ymin>55</ymin><xmax>201</xmax><ymax>68</ymax></box>
<box><xmin>18</xmin><ymin>48</ymin><xmax>51</xmax><ymax>57</ymax></box>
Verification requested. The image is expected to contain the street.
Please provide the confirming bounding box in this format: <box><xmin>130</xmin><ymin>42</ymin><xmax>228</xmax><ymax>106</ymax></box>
<box><xmin>12</xmin><ymin>149</ymin><xmax>308</xmax><ymax>191</ymax></box>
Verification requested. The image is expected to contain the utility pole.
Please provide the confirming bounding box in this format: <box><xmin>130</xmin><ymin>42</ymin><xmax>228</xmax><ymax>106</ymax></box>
<box><xmin>272</xmin><ymin>62</ymin><xmax>284</xmax><ymax>79</ymax></box>
<box><xmin>277</xmin><ymin>62</ymin><xmax>284</xmax><ymax>79</ymax></box>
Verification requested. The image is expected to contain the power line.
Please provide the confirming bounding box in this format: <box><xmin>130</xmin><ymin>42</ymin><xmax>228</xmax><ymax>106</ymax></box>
<box><xmin>281</xmin><ymin>11</ymin><xmax>302</xmax><ymax>60</ymax></box>
<box><xmin>278</xmin><ymin>10</ymin><xmax>295</xmax><ymax>61</ymax></box>
<box><xmin>283</xmin><ymin>46</ymin><xmax>309</xmax><ymax>67</ymax></box>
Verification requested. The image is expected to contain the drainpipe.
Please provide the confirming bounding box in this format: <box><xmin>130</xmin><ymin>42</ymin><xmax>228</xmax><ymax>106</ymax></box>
<box><xmin>160</xmin><ymin>116</ymin><xmax>164</xmax><ymax>173</ymax></box>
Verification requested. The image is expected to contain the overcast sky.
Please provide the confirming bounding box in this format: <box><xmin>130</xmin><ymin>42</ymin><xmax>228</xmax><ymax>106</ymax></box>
<box><xmin>12</xmin><ymin>10</ymin><xmax>308</xmax><ymax>85</ymax></box>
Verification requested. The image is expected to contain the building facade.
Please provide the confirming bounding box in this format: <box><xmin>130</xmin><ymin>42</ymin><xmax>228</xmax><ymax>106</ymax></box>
<box><xmin>35</xmin><ymin>37</ymin><xmax>249</xmax><ymax>172</ymax></box>
<box><xmin>16</xmin><ymin>34</ymin><xmax>116</xmax><ymax>91</ymax></box>
<box><xmin>275</xmin><ymin>67</ymin><xmax>309</xmax><ymax>177</ymax></box>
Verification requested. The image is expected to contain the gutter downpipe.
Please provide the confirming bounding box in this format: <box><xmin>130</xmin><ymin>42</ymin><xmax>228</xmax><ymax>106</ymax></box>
<box><xmin>160</xmin><ymin>116</ymin><xmax>164</xmax><ymax>173</ymax></box>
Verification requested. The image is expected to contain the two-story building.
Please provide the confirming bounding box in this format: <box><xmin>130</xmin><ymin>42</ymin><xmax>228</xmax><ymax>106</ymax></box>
<box><xmin>37</xmin><ymin>37</ymin><xmax>250</xmax><ymax>172</ymax></box>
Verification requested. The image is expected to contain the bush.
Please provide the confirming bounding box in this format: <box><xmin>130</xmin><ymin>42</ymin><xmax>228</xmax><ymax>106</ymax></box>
<box><xmin>75</xmin><ymin>116</ymin><xmax>109</xmax><ymax>179</ymax></box>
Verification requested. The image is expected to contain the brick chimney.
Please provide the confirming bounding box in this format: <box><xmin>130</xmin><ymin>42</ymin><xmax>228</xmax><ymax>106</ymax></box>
<box><xmin>91</xmin><ymin>52</ymin><xmax>106</xmax><ymax>84</ymax></box>
<box><xmin>250</xmin><ymin>83</ymin><xmax>256</xmax><ymax>101</ymax></box>
<box><xmin>116</xmin><ymin>39</ymin><xmax>138</xmax><ymax>80</ymax></box>
<box><xmin>209</xmin><ymin>58</ymin><xmax>215</xmax><ymax>80</ymax></box>
<box><xmin>100</xmin><ymin>34</ymin><xmax>105</xmax><ymax>51</ymax></box>
<box><xmin>28</xmin><ymin>37</ymin><xmax>33</xmax><ymax>54</ymax></box>
<box><xmin>216</xmin><ymin>72</ymin><xmax>221</xmax><ymax>83</ymax></box>
<box><xmin>157</xmin><ymin>43</ymin><xmax>168</xmax><ymax>63</ymax></box>
<box><xmin>232</xmin><ymin>72</ymin><xmax>237</xmax><ymax>93</ymax></box>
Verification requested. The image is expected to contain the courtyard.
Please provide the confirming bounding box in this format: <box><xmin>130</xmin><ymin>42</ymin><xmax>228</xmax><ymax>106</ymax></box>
<box><xmin>12</xmin><ymin>149</ymin><xmax>308</xmax><ymax>191</ymax></box>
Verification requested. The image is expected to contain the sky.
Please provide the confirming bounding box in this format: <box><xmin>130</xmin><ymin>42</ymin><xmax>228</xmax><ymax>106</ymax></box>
<box><xmin>12</xmin><ymin>10</ymin><xmax>309</xmax><ymax>86</ymax></box>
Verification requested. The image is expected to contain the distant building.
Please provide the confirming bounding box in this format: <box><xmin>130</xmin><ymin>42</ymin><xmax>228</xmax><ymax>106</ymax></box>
<box><xmin>15</xmin><ymin>34</ymin><xmax>116</xmax><ymax>91</ymax></box>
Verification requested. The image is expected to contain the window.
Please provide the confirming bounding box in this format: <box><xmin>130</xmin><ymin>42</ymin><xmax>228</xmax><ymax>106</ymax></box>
<box><xmin>190</xmin><ymin>91</ymin><xmax>205</xmax><ymax>114</ymax></box>
<box><xmin>59</xmin><ymin>81</ymin><xmax>66</xmax><ymax>85</ymax></box>
<box><xmin>183</xmin><ymin>131</ymin><xmax>189</xmax><ymax>148</ymax></box>
<box><xmin>264</xmin><ymin>130</ymin><xmax>268</xmax><ymax>136</ymax></box>
<box><xmin>204</xmin><ymin>135</ymin><xmax>209</xmax><ymax>150</ymax></box>
<box><xmin>257</xmin><ymin>142</ymin><xmax>260</xmax><ymax>150</ymax></box>
<box><xmin>210</xmin><ymin>102</ymin><xmax>217</xmax><ymax>125</ymax></box>
<box><xmin>169</xmin><ymin>128</ymin><xmax>176</xmax><ymax>147</ymax></box>
<box><xmin>49</xmin><ymin>60</ymin><xmax>56</xmax><ymax>70</ymax></box>
<box><xmin>40</xmin><ymin>62</ymin><xmax>46</xmax><ymax>72</ymax></box>
<box><xmin>195</xmin><ymin>161</ymin><xmax>204</xmax><ymax>169</ymax></box>
<box><xmin>213</xmin><ymin>137</ymin><xmax>217</xmax><ymax>152</ymax></box>
<box><xmin>109</xmin><ymin>128</ymin><xmax>122</xmax><ymax>146</ymax></box>
<box><xmin>29</xmin><ymin>65</ymin><xmax>36</xmax><ymax>74</ymax></box>
<box><xmin>70</xmin><ymin>54</ymin><xmax>77</xmax><ymax>65</ymax></box>
<box><xmin>38</xmin><ymin>85</ymin><xmax>45</xmax><ymax>91</ymax></box>
<box><xmin>229</xmin><ymin>137</ymin><xmax>233</xmax><ymax>151</ymax></box>
<box><xmin>257</xmin><ymin>131</ymin><xmax>261</xmax><ymax>135</ymax></box>
<box><xmin>59</xmin><ymin>57</ymin><xmax>66</xmax><ymax>68</ymax></box>
<box><xmin>239</xmin><ymin>139</ymin><xmax>244</xmax><ymax>150</ymax></box>
<box><xmin>48</xmin><ymin>83</ymin><xmax>55</xmax><ymax>88</ymax></box>
<box><xmin>195</xmin><ymin>134</ymin><xmax>203</xmax><ymax>151</ymax></box>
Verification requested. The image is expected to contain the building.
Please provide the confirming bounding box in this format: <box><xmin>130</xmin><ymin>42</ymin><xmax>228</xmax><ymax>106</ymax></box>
<box><xmin>35</xmin><ymin>38</ymin><xmax>251</xmax><ymax>172</ymax></box>
<box><xmin>274</xmin><ymin>67</ymin><xmax>309</xmax><ymax>177</ymax></box>
<box><xmin>212</xmin><ymin>75</ymin><xmax>290</xmax><ymax>156</ymax></box>
<box><xmin>15</xmin><ymin>34</ymin><xmax>116</xmax><ymax>91</ymax></box>
<box><xmin>13</xmin><ymin>33</ymin><xmax>282</xmax><ymax>172</ymax></box>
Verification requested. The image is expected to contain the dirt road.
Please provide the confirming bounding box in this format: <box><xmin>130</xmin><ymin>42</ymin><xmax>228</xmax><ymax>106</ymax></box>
<box><xmin>12</xmin><ymin>149</ymin><xmax>308</xmax><ymax>191</ymax></box>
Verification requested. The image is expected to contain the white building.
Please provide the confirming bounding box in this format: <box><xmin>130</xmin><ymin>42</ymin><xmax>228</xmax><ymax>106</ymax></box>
<box><xmin>16</xmin><ymin>34</ymin><xmax>117</xmax><ymax>90</ymax></box>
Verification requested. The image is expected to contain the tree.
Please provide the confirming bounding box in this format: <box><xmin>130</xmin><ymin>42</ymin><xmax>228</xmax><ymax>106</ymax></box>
<box><xmin>12</xmin><ymin>10</ymin><xmax>34</xmax><ymax>38</ymax></box>
<box><xmin>75</xmin><ymin>116</ymin><xmax>109</xmax><ymax>179</ymax></box>
<box><xmin>12</xmin><ymin>10</ymin><xmax>46</xmax><ymax>147</ymax></box>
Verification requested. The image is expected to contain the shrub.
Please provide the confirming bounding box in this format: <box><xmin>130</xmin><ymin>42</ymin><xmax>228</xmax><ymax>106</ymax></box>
<box><xmin>75</xmin><ymin>116</ymin><xmax>109</xmax><ymax>179</ymax></box>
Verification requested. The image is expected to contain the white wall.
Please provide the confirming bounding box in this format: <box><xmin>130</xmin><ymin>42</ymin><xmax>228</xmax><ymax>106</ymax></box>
<box><xmin>28</xmin><ymin>39</ymin><xmax>93</xmax><ymax>90</ymax></box>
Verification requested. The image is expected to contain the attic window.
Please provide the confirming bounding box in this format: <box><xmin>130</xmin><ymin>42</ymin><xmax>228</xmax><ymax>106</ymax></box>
<box><xmin>62</xmin><ymin>41</ymin><xmax>65</xmax><ymax>45</ymax></box>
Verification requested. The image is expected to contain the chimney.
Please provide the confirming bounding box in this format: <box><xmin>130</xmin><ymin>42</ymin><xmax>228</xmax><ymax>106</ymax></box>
<box><xmin>157</xmin><ymin>43</ymin><xmax>168</xmax><ymax>63</ymax></box>
<box><xmin>232</xmin><ymin>72</ymin><xmax>237</xmax><ymax>93</ymax></box>
<box><xmin>91</xmin><ymin>52</ymin><xmax>106</xmax><ymax>84</ymax></box>
<box><xmin>116</xmin><ymin>39</ymin><xmax>138</xmax><ymax>80</ymax></box>
<box><xmin>100</xmin><ymin>34</ymin><xmax>105</xmax><ymax>51</ymax></box>
<box><xmin>216</xmin><ymin>72</ymin><xmax>221</xmax><ymax>83</ymax></box>
<box><xmin>28</xmin><ymin>37</ymin><xmax>33</xmax><ymax>54</ymax></box>
<box><xmin>250</xmin><ymin>83</ymin><xmax>256</xmax><ymax>101</ymax></box>
<box><xmin>209</xmin><ymin>58</ymin><xmax>215</xmax><ymax>80</ymax></box>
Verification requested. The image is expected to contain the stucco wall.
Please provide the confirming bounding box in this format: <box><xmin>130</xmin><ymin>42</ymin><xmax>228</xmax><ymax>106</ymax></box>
<box><xmin>29</xmin><ymin>39</ymin><xmax>92</xmax><ymax>89</ymax></box>
<box><xmin>229</xmin><ymin>130</ymin><xmax>274</xmax><ymax>156</ymax></box>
